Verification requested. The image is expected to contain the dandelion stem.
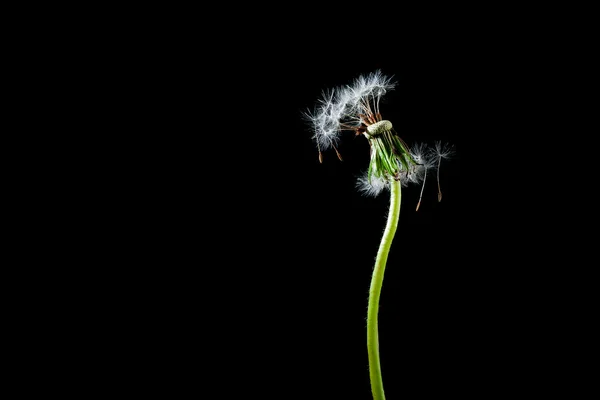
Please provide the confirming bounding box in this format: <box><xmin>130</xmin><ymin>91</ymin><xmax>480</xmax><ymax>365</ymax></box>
<box><xmin>367</xmin><ymin>179</ymin><xmax>401</xmax><ymax>400</ymax></box>
<box><xmin>437</xmin><ymin>156</ymin><xmax>442</xmax><ymax>202</ymax></box>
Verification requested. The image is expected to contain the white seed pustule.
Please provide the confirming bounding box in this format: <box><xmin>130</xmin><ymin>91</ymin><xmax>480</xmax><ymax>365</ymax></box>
<box><xmin>366</xmin><ymin>120</ymin><xmax>392</xmax><ymax>136</ymax></box>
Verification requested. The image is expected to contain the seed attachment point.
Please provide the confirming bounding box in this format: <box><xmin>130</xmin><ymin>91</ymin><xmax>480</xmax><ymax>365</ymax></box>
<box><xmin>366</xmin><ymin>120</ymin><xmax>393</xmax><ymax>137</ymax></box>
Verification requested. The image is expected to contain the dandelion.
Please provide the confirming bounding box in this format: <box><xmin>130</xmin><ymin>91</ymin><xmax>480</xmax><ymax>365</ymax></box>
<box><xmin>304</xmin><ymin>70</ymin><xmax>454</xmax><ymax>400</ymax></box>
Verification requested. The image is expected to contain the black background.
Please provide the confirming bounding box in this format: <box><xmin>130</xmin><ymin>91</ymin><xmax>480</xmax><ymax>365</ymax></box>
<box><xmin>142</xmin><ymin>42</ymin><xmax>515</xmax><ymax>398</ymax></box>
<box><xmin>94</xmin><ymin>10</ymin><xmax>592</xmax><ymax>398</ymax></box>
<box><xmin>233</xmin><ymin>55</ymin><xmax>478</xmax><ymax>399</ymax></box>
<box><xmin>12</xmin><ymin>3</ymin><xmax>595</xmax><ymax>398</ymax></box>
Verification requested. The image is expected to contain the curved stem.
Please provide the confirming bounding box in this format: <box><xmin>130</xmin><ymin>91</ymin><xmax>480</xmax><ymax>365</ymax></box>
<box><xmin>367</xmin><ymin>179</ymin><xmax>401</xmax><ymax>400</ymax></box>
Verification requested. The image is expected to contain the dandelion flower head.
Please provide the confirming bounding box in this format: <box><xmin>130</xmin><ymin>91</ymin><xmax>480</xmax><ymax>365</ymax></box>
<box><xmin>304</xmin><ymin>70</ymin><xmax>454</xmax><ymax>206</ymax></box>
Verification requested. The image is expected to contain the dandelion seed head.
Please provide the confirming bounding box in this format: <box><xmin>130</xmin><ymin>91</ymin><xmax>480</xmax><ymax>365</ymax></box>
<box><xmin>306</xmin><ymin>72</ymin><xmax>453</xmax><ymax>207</ymax></box>
<box><xmin>305</xmin><ymin>70</ymin><xmax>397</xmax><ymax>152</ymax></box>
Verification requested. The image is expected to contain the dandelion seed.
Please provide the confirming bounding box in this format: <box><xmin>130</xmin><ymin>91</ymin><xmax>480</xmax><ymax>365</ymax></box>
<box><xmin>432</xmin><ymin>141</ymin><xmax>455</xmax><ymax>202</ymax></box>
<box><xmin>408</xmin><ymin>142</ymin><xmax>436</xmax><ymax>211</ymax></box>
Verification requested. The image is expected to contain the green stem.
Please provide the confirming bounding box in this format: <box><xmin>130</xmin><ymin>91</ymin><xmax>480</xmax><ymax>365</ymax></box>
<box><xmin>367</xmin><ymin>179</ymin><xmax>401</xmax><ymax>400</ymax></box>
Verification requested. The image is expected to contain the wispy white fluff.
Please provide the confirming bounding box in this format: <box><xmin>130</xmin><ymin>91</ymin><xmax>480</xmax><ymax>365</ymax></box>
<box><xmin>403</xmin><ymin>142</ymin><xmax>436</xmax><ymax>186</ymax></box>
<box><xmin>356</xmin><ymin>142</ymin><xmax>439</xmax><ymax>196</ymax></box>
<box><xmin>432</xmin><ymin>141</ymin><xmax>455</xmax><ymax>160</ymax></box>
<box><xmin>304</xmin><ymin>70</ymin><xmax>395</xmax><ymax>150</ymax></box>
<box><xmin>306</xmin><ymin>72</ymin><xmax>455</xmax><ymax>206</ymax></box>
<box><xmin>356</xmin><ymin>173</ymin><xmax>389</xmax><ymax>197</ymax></box>
<box><xmin>338</xmin><ymin>70</ymin><xmax>395</xmax><ymax>126</ymax></box>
